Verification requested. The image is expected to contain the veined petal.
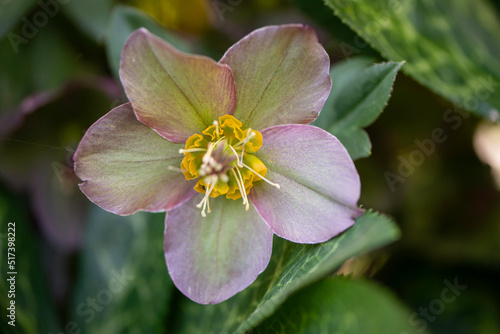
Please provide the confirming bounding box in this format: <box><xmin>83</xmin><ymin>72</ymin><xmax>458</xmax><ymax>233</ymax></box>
<box><xmin>74</xmin><ymin>103</ymin><xmax>195</xmax><ymax>215</ymax></box>
<box><xmin>249</xmin><ymin>124</ymin><xmax>363</xmax><ymax>243</ymax></box>
<box><xmin>120</xmin><ymin>28</ymin><xmax>237</xmax><ymax>143</ymax></box>
<box><xmin>164</xmin><ymin>195</ymin><xmax>273</xmax><ymax>304</ymax></box>
<box><xmin>219</xmin><ymin>24</ymin><xmax>331</xmax><ymax>130</ymax></box>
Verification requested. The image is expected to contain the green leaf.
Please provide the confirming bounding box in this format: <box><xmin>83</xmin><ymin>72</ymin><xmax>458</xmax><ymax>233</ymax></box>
<box><xmin>0</xmin><ymin>0</ymin><xmax>36</xmax><ymax>39</ymax></box>
<box><xmin>106</xmin><ymin>5</ymin><xmax>192</xmax><ymax>78</ymax></box>
<box><xmin>172</xmin><ymin>210</ymin><xmax>400</xmax><ymax>334</ymax></box>
<box><xmin>31</xmin><ymin>27</ymin><xmax>89</xmax><ymax>91</ymax></box>
<box><xmin>0</xmin><ymin>25</ymin><xmax>92</xmax><ymax>117</ymax></box>
<box><xmin>324</xmin><ymin>0</ymin><xmax>500</xmax><ymax>120</ymax></box>
<box><xmin>70</xmin><ymin>207</ymin><xmax>173</xmax><ymax>333</ymax></box>
<box><xmin>253</xmin><ymin>276</ymin><xmax>422</xmax><ymax>334</ymax></box>
<box><xmin>62</xmin><ymin>0</ymin><xmax>114</xmax><ymax>42</ymax></box>
<box><xmin>0</xmin><ymin>37</ymin><xmax>33</xmax><ymax>117</ymax></box>
<box><xmin>314</xmin><ymin>58</ymin><xmax>403</xmax><ymax>160</ymax></box>
<box><xmin>290</xmin><ymin>0</ymin><xmax>379</xmax><ymax>60</ymax></box>
<box><xmin>0</xmin><ymin>185</ymin><xmax>61</xmax><ymax>333</ymax></box>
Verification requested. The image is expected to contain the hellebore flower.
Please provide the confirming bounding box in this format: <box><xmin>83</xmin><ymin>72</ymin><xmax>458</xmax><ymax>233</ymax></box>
<box><xmin>74</xmin><ymin>25</ymin><xmax>363</xmax><ymax>304</ymax></box>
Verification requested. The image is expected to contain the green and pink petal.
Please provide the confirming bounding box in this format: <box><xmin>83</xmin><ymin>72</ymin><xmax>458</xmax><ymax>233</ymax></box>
<box><xmin>220</xmin><ymin>24</ymin><xmax>331</xmax><ymax>130</ymax></box>
<box><xmin>74</xmin><ymin>103</ymin><xmax>195</xmax><ymax>215</ymax></box>
<box><xmin>164</xmin><ymin>195</ymin><xmax>273</xmax><ymax>304</ymax></box>
<box><xmin>120</xmin><ymin>28</ymin><xmax>237</xmax><ymax>143</ymax></box>
<box><xmin>250</xmin><ymin>124</ymin><xmax>363</xmax><ymax>243</ymax></box>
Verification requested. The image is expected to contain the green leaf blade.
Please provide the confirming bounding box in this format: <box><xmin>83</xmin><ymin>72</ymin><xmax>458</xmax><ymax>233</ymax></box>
<box><xmin>253</xmin><ymin>277</ymin><xmax>422</xmax><ymax>334</ymax></box>
<box><xmin>334</xmin><ymin>127</ymin><xmax>372</xmax><ymax>162</ymax></box>
<box><xmin>324</xmin><ymin>0</ymin><xmax>500</xmax><ymax>120</ymax></box>
<box><xmin>0</xmin><ymin>186</ymin><xmax>61</xmax><ymax>333</ymax></box>
<box><xmin>0</xmin><ymin>0</ymin><xmax>37</xmax><ymax>39</ymax></box>
<box><xmin>70</xmin><ymin>208</ymin><xmax>173</xmax><ymax>334</ymax></box>
<box><xmin>330</xmin><ymin>61</ymin><xmax>404</xmax><ymax>130</ymax></box>
<box><xmin>314</xmin><ymin>58</ymin><xmax>403</xmax><ymax>160</ymax></box>
<box><xmin>61</xmin><ymin>0</ymin><xmax>114</xmax><ymax>42</ymax></box>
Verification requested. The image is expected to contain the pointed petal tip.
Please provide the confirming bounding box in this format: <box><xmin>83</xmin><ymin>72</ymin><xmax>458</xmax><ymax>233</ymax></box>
<box><xmin>135</xmin><ymin>27</ymin><xmax>150</xmax><ymax>35</ymax></box>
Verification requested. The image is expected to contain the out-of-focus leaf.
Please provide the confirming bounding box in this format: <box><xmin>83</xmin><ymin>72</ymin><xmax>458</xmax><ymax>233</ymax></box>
<box><xmin>31</xmin><ymin>27</ymin><xmax>88</xmax><ymax>91</ymax></box>
<box><xmin>324</xmin><ymin>0</ymin><xmax>500</xmax><ymax>120</ymax></box>
<box><xmin>0</xmin><ymin>0</ymin><xmax>37</xmax><ymax>39</ymax></box>
<box><xmin>0</xmin><ymin>83</ymin><xmax>117</xmax><ymax>251</ymax></box>
<box><xmin>0</xmin><ymin>36</ymin><xmax>32</xmax><ymax>119</ymax></box>
<box><xmin>253</xmin><ymin>276</ymin><xmax>422</xmax><ymax>334</ymax></box>
<box><xmin>0</xmin><ymin>24</ymin><xmax>93</xmax><ymax>123</ymax></box>
<box><xmin>290</xmin><ymin>0</ymin><xmax>379</xmax><ymax>60</ymax></box>
<box><xmin>29</xmin><ymin>157</ymin><xmax>88</xmax><ymax>251</ymax></box>
<box><xmin>0</xmin><ymin>185</ymin><xmax>61</xmax><ymax>333</ymax></box>
<box><xmin>106</xmin><ymin>5</ymin><xmax>192</xmax><ymax>78</ymax></box>
<box><xmin>378</xmin><ymin>259</ymin><xmax>500</xmax><ymax>334</ymax></box>
<box><xmin>62</xmin><ymin>0</ymin><xmax>113</xmax><ymax>42</ymax></box>
<box><xmin>314</xmin><ymin>58</ymin><xmax>403</xmax><ymax>160</ymax></box>
<box><xmin>172</xmin><ymin>211</ymin><xmax>400</xmax><ymax>334</ymax></box>
<box><xmin>130</xmin><ymin>0</ymin><xmax>212</xmax><ymax>34</ymax></box>
<box><xmin>70</xmin><ymin>207</ymin><xmax>173</xmax><ymax>333</ymax></box>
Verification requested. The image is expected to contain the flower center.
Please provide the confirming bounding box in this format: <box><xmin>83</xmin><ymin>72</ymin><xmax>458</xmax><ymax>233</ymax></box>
<box><xmin>179</xmin><ymin>115</ymin><xmax>279</xmax><ymax>216</ymax></box>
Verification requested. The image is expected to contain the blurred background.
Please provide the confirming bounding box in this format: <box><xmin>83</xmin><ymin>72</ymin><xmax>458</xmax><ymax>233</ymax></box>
<box><xmin>1</xmin><ymin>0</ymin><xmax>500</xmax><ymax>333</ymax></box>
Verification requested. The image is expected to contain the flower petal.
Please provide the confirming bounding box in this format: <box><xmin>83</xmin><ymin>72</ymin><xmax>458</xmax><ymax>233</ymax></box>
<box><xmin>249</xmin><ymin>124</ymin><xmax>363</xmax><ymax>243</ymax></box>
<box><xmin>219</xmin><ymin>24</ymin><xmax>331</xmax><ymax>129</ymax></box>
<box><xmin>120</xmin><ymin>28</ymin><xmax>237</xmax><ymax>143</ymax></box>
<box><xmin>74</xmin><ymin>103</ymin><xmax>195</xmax><ymax>215</ymax></box>
<box><xmin>164</xmin><ymin>195</ymin><xmax>273</xmax><ymax>304</ymax></box>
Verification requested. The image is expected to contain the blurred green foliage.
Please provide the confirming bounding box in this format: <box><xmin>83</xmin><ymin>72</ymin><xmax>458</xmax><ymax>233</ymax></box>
<box><xmin>324</xmin><ymin>0</ymin><xmax>500</xmax><ymax>120</ymax></box>
<box><xmin>70</xmin><ymin>208</ymin><xmax>173</xmax><ymax>333</ymax></box>
<box><xmin>253</xmin><ymin>276</ymin><xmax>421</xmax><ymax>334</ymax></box>
<box><xmin>0</xmin><ymin>0</ymin><xmax>499</xmax><ymax>333</ymax></box>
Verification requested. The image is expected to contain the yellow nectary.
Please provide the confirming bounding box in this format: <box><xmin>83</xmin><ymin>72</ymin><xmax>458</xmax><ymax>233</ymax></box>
<box><xmin>180</xmin><ymin>115</ymin><xmax>278</xmax><ymax>216</ymax></box>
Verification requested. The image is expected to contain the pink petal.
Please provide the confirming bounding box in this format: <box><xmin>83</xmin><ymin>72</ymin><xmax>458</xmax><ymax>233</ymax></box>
<box><xmin>249</xmin><ymin>124</ymin><xmax>363</xmax><ymax>243</ymax></box>
<box><xmin>164</xmin><ymin>195</ymin><xmax>273</xmax><ymax>304</ymax></box>
<box><xmin>120</xmin><ymin>28</ymin><xmax>237</xmax><ymax>143</ymax></box>
<box><xmin>220</xmin><ymin>24</ymin><xmax>331</xmax><ymax>130</ymax></box>
<box><xmin>74</xmin><ymin>103</ymin><xmax>195</xmax><ymax>215</ymax></box>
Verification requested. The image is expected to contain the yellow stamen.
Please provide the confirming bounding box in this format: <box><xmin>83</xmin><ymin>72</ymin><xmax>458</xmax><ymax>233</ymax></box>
<box><xmin>240</xmin><ymin>162</ymin><xmax>280</xmax><ymax>189</ymax></box>
<box><xmin>213</xmin><ymin>120</ymin><xmax>220</xmax><ymax>139</ymax></box>
<box><xmin>197</xmin><ymin>182</ymin><xmax>216</xmax><ymax>217</ymax></box>
<box><xmin>231</xmin><ymin>168</ymin><xmax>249</xmax><ymax>210</ymax></box>
<box><xmin>181</xmin><ymin>115</ymin><xmax>278</xmax><ymax>216</ymax></box>
<box><xmin>168</xmin><ymin>166</ymin><xmax>187</xmax><ymax>173</ymax></box>
<box><xmin>234</xmin><ymin>167</ymin><xmax>249</xmax><ymax>208</ymax></box>
<box><xmin>233</xmin><ymin>128</ymin><xmax>255</xmax><ymax>148</ymax></box>
<box><xmin>228</xmin><ymin>144</ymin><xmax>241</xmax><ymax>163</ymax></box>
<box><xmin>202</xmin><ymin>142</ymin><xmax>215</xmax><ymax>164</ymax></box>
<box><xmin>179</xmin><ymin>148</ymin><xmax>206</xmax><ymax>154</ymax></box>
<box><xmin>228</xmin><ymin>144</ymin><xmax>280</xmax><ymax>189</ymax></box>
<box><xmin>238</xmin><ymin>129</ymin><xmax>254</xmax><ymax>165</ymax></box>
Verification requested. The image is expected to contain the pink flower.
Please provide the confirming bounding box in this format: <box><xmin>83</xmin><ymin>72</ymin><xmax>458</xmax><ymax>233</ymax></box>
<box><xmin>74</xmin><ymin>25</ymin><xmax>362</xmax><ymax>304</ymax></box>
